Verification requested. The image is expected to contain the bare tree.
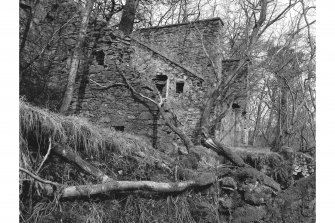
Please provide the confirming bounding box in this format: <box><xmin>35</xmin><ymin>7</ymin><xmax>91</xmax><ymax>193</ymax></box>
<box><xmin>119</xmin><ymin>0</ymin><xmax>140</xmax><ymax>35</ymax></box>
<box><xmin>19</xmin><ymin>0</ymin><xmax>40</xmax><ymax>56</ymax></box>
<box><xmin>198</xmin><ymin>0</ymin><xmax>299</xmax><ymax>156</ymax></box>
<box><xmin>250</xmin><ymin>83</ymin><xmax>266</xmax><ymax>145</ymax></box>
<box><xmin>60</xmin><ymin>0</ymin><xmax>95</xmax><ymax>113</ymax></box>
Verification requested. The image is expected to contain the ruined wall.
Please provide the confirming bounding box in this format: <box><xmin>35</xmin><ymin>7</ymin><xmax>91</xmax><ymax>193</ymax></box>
<box><xmin>133</xmin><ymin>17</ymin><xmax>226</xmax><ymax>84</ymax></box>
<box><xmin>132</xmin><ymin>40</ymin><xmax>207</xmax><ymax>148</ymax></box>
<box><xmin>69</xmin><ymin>29</ymin><xmax>155</xmax><ymax>138</ymax></box>
<box><xmin>69</xmin><ymin>18</ymin><xmax>249</xmax><ymax>151</ymax></box>
<box><xmin>131</xmin><ymin>18</ymin><xmax>240</xmax><ymax>148</ymax></box>
<box><xmin>216</xmin><ymin>60</ymin><xmax>249</xmax><ymax>146</ymax></box>
<box><xmin>67</xmin><ymin>27</ymin><xmax>203</xmax><ymax>151</ymax></box>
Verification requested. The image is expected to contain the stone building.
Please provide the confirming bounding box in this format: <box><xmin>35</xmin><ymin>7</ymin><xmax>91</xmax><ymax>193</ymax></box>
<box><xmin>70</xmin><ymin>17</ymin><xmax>249</xmax><ymax>151</ymax></box>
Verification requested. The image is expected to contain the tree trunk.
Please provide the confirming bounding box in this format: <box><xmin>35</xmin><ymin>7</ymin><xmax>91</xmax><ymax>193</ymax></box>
<box><xmin>19</xmin><ymin>0</ymin><xmax>40</xmax><ymax>81</ymax></box>
<box><xmin>263</xmin><ymin>107</ymin><xmax>274</xmax><ymax>145</ymax></box>
<box><xmin>202</xmin><ymin>136</ymin><xmax>247</xmax><ymax>167</ymax></box>
<box><xmin>59</xmin><ymin>0</ymin><xmax>94</xmax><ymax>114</ymax></box>
<box><xmin>198</xmin><ymin>0</ymin><xmax>268</xmax><ymax>137</ymax></box>
<box><xmin>235</xmin><ymin>167</ymin><xmax>281</xmax><ymax>191</ymax></box>
<box><xmin>119</xmin><ymin>0</ymin><xmax>139</xmax><ymax>35</ymax></box>
<box><xmin>52</xmin><ymin>143</ymin><xmax>114</xmax><ymax>183</ymax></box>
<box><xmin>36</xmin><ymin>173</ymin><xmax>216</xmax><ymax>198</ymax></box>
<box><xmin>19</xmin><ymin>0</ymin><xmax>41</xmax><ymax>54</ymax></box>
<box><xmin>273</xmin><ymin>79</ymin><xmax>288</xmax><ymax>151</ymax></box>
<box><xmin>264</xmin><ymin>87</ymin><xmax>277</xmax><ymax>145</ymax></box>
<box><xmin>251</xmin><ymin>84</ymin><xmax>266</xmax><ymax>145</ymax></box>
<box><xmin>157</xmin><ymin>105</ymin><xmax>194</xmax><ymax>150</ymax></box>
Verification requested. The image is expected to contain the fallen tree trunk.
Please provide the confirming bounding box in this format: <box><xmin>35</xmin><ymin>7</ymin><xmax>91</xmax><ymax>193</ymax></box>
<box><xmin>235</xmin><ymin>167</ymin><xmax>281</xmax><ymax>191</ymax></box>
<box><xmin>202</xmin><ymin>136</ymin><xmax>247</xmax><ymax>167</ymax></box>
<box><xmin>52</xmin><ymin>143</ymin><xmax>114</xmax><ymax>183</ymax></box>
<box><xmin>201</xmin><ymin>137</ymin><xmax>281</xmax><ymax>191</ymax></box>
<box><xmin>22</xmin><ymin>169</ymin><xmax>216</xmax><ymax>198</ymax></box>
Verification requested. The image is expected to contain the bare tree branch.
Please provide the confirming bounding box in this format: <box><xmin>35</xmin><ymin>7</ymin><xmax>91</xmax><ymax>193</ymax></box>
<box><xmin>89</xmin><ymin>78</ymin><xmax>127</xmax><ymax>90</ymax></box>
<box><xmin>117</xmin><ymin>66</ymin><xmax>194</xmax><ymax>150</ymax></box>
<box><xmin>21</xmin><ymin>14</ymin><xmax>78</xmax><ymax>73</ymax></box>
<box><xmin>36</xmin><ymin>137</ymin><xmax>52</xmax><ymax>173</ymax></box>
<box><xmin>19</xmin><ymin>168</ymin><xmax>60</xmax><ymax>187</ymax></box>
<box><xmin>52</xmin><ymin>143</ymin><xmax>114</xmax><ymax>183</ymax></box>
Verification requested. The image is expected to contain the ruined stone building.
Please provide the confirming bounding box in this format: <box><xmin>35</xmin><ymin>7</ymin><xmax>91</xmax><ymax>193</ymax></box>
<box><xmin>70</xmin><ymin>17</ymin><xmax>249</xmax><ymax>151</ymax></box>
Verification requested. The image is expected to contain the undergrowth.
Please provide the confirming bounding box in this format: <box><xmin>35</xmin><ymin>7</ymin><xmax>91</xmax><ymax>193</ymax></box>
<box><xmin>19</xmin><ymin>100</ymin><xmax>222</xmax><ymax>222</ymax></box>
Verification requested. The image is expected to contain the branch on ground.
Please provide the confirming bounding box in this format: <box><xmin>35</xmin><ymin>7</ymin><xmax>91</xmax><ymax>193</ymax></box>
<box><xmin>20</xmin><ymin>168</ymin><xmax>216</xmax><ymax>198</ymax></box>
<box><xmin>201</xmin><ymin>136</ymin><xmax>281</xmax><ymax>191</ymax></box>
<box><xmin>52</xmin><ymin>143</ymin><xmax>114</xmax><ymax>183</ymax></box>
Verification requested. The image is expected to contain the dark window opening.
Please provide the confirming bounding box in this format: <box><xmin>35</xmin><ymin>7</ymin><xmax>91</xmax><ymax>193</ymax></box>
<box><xmin>196</xmin><ymin>81</ymin><xmax>202</xmax><ymax>87</ymax></box>
<box><xmin>232</xmin><ymin>103</ymin><xmax>241</xmax><ymax>109</ymax></box>
<box><xmin>95</xmin><ymin>50</ymin><xmax>105</xmax><ymax>65</ymax></box>
<box><xmin>156</xmin><ymin>83</ymin><xmax>166</xmax><ymax>95</ymax></box>
<box><xmin>113</xmin><ymin>126</ymin><xmax>124</xmax><ymax>131</ymax></box>
<box><xmin>153</xmin><ymin>74</ymin><xmax>168</xmax><ymax>82</ymax></box>
<box><xmin>153</xmin><ymin>74</ymin><xmax>168</xmax><ymax>98</ymax></box>
<box><xmin>176</xmin><ymin>82</ymin><xmax>184</xmax><ymax>93</ymax></box>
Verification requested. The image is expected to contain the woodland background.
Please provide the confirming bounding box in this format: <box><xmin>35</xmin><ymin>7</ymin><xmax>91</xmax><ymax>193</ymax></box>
<box><xmin>1</xmin><ymin>0</ymin><xmax>333</xmax><ymax>222</ymax></box>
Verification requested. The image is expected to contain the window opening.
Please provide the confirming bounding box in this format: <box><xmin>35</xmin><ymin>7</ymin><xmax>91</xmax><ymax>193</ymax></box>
<box><xmin>154</xmin><ymin>74</ymin><xmax>168</xmax><ymax>82</ymax></box>
<box><xmin>176</xmin><ymin>82</ymin><xmax>184</xmax><ymax>93</ymax></box>
<box><xmin>232</xmin><ymin>103</ymin><xmax>241</xmax><ymax>109</ymax></box>
<box><xmin>113</xmin><ymin>126</ymin><xmax>124</xmax><ymax>131</ymax></box>
<box><xmin>156</xmin><ymin>83</ymin><xmax>165</xmax><ymax>95</ymax></box>
<box><xmin>152</xmin><ymin>74</ymin><xmax>168</xmax><ymax>98</ymax></box>
<box><xmin>196</xmin><ymin>81</ymin><xmax>202</xmax><ymax>87</ymax></box>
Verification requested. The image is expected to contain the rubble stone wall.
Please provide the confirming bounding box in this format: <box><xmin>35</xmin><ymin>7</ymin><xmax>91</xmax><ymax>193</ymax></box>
<box><xmin>70</xmin><ymin>18</ymin><xmax>248</xmax><ymax>150</ymax></box>
<box><xmin>133</xmin><ymin>17</ymin><xmax>226</xmax><ymax>84</ymax></box>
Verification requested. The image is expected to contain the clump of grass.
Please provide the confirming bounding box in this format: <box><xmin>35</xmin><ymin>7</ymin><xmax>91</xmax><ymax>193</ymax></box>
<box><xmin>19</xmin><ymin>100</ymin><xmax>228</xmax><ymax>223</ymax></box>
<box><xmin>19</xmin><ymin>99</ymin><xmax>177</xmax><ymax>221</ymax></box>
<box><xmin>19</xmin><ymin>99</ymin><xmax>171</xmax><ymax>169</ymax></box>
<box><xmin>235</xmin><ymin>148</ymin><xmax>283</xmax><ymax>171</ymax></box>
<box><xmin>118</xmin><ymin>193</ymin><xmax>197</xmax><ymax>223</ymax></box>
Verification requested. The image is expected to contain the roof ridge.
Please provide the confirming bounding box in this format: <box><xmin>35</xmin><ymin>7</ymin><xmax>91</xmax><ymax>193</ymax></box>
<box><xmin>137</xmin><ymin>17</ymin><xmax>224</xmax><ymax>31</ymax></box>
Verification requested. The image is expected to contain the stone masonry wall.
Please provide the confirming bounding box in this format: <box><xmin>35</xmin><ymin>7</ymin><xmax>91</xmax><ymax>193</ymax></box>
<box><xmin>131</xmin><ymin>39</ymin><xmax>206</xmax><ymax>148</ymax></box>
<box><xmin>68</xmin><ymin>27</ymin><xmax>201</xmax><ymax>151</ymax></box>
<box><xmin>217</xmin><ymin>60</ymin><xmax>249</xmax><ymax>146</ymax></box>
<box><xmin>69</xmin><ymin>29</ymin><xmax>152</xmax><ymax>134</ymax></box>
<box><xmin>133</xmin><ymin>18</ymin><xmax>226</xmax><ymax>85</ymax></box>
<box><xmin>69</xmin><ymin>18</ymin><xmax>248</xmax><ymax>151</ymax></box>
